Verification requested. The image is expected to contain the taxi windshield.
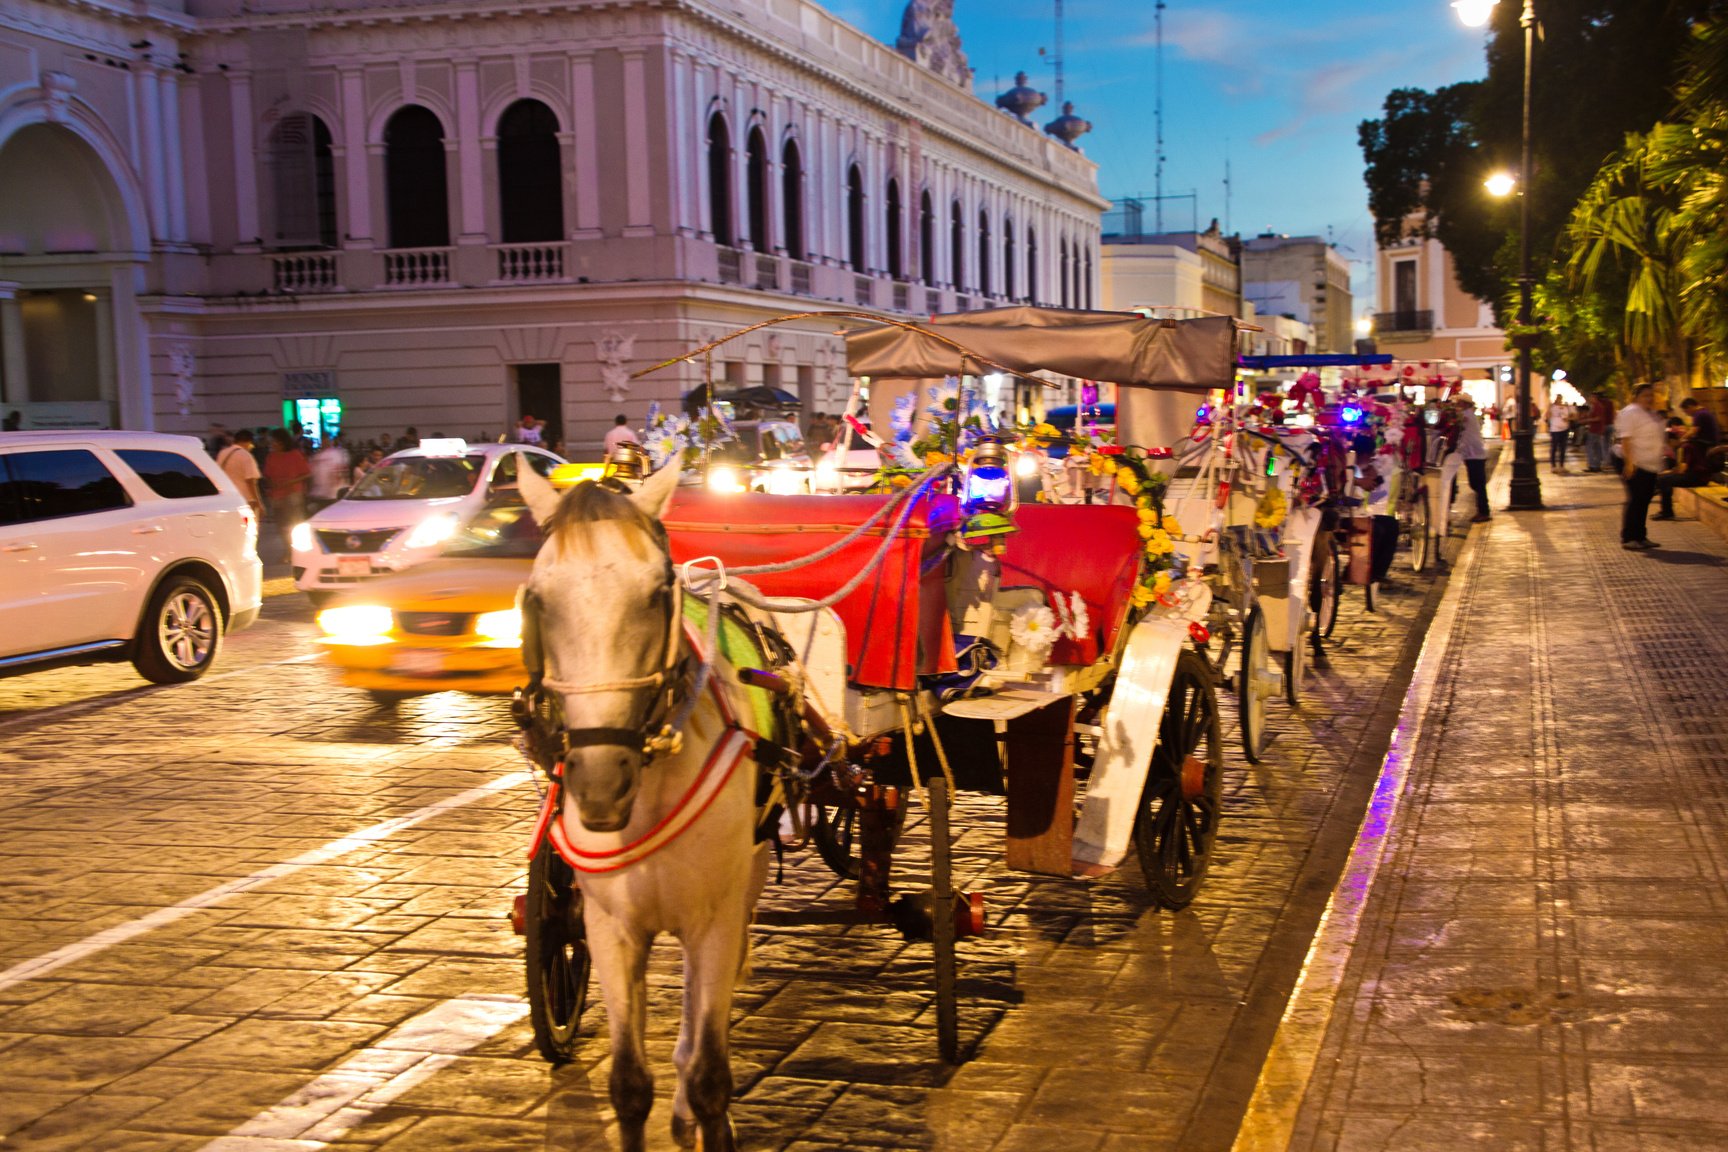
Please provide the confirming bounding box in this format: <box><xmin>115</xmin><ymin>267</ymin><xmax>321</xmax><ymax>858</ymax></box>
<box><xmin>348</xmin><ymin>454</ymin><xmax>487</xmax><ymax>500</ymax></box>
<box><xmin>443</xmin><ymin>501</ymin><xmax>544</xmax><ymax>559</ymax></box>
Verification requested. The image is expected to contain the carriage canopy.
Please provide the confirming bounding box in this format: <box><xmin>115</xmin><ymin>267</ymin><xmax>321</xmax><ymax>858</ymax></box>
<box><xmin>844</xmin><ymin>306</ymin><xmax>1240</xmax><ymax>393</ymax></box>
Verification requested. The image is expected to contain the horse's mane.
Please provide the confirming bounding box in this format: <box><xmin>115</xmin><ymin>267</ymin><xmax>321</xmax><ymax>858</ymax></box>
<box><xmin>543</xmin><ymin>480</ymin><xmax>665</xmax><ymax>552</ymax></box>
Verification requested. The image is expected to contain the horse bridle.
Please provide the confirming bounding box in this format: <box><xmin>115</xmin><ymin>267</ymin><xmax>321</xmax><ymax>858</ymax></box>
<box><xmin>524</xmin><ymin>533</ymin><xmax>690</xmax><ymax>762</ymax></box>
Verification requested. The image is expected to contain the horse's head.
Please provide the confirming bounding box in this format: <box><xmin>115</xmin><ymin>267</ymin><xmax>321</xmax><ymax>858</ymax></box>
<box><xmin>519</xmin><ymin>459</ymin><xmax>683</xmax><ymax>833</ymax></box>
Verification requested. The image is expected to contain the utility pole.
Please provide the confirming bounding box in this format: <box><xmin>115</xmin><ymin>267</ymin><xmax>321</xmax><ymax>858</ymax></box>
<box><xmin>1052</xmin><ymin>0</ymin><xmax>1065</xmax><ymax>105</ymax></box>
<box><xmin>1154</xmin><ymin>0</ymin><xmax>1168</xmax><ymax>233</ymax></box>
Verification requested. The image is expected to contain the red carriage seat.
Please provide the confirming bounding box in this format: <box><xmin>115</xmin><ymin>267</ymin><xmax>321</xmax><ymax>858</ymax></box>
<box><xmin>664</xmin><ymin>490</ymin><xmax>963</xmax><ymax>691</ymax></box>
<box><xmin>997</xmin><ymin>504</ymin><xmax>1143</xmax><ymax>666</ymax></box>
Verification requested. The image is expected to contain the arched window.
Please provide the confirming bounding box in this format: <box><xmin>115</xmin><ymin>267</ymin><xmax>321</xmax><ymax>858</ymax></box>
<box><xmin>885</xmin><ymin>178</ymin><xmax>903</xmax><ymax>280</ymax></box>
<box><xmin>269</xmin><ymin>112</ymin><xmax>336</xmax><ymax>249</ymax></box>
<box><xmin>977</xmin><ymin>208</ymin><xmax>992</xmax><ymax>297</ymax></box>
<box><xmin>707</xmin><ymin>113</ymin><xmax>734</xmax><ymax>247</ymax></box>
<box><xmin>385</xmin><ymin>105</ymin><xmax>448</xmax><ymax>249</ymax></box>
<box><xmin>847</xmin><ymin>164</ymin><xmax>866</xmax><ymax>271</ymax></box>
<box><xmin>745</xmin><ymin>126</ymin><xmax>769</xmax><ymax>252</ymax></box>
<box><xmin>1003</xmin><ymin>215</ymin><xmax>1016</xmax><ymax>301</ymax></box>
<box><xmin>919</xmin><ymin>190</ymin><xmax>935</xmax><ymax>286</ymax></box>
<box><xmin>497</xmin><ymin>99</ymin><xmax>563</xmax><ymax>243</ymax></box>
<box><xmin>1026</xmin><ymin>225</ymin><xmax>1038</xmax><ymax>305</ymax></box>
<box><xmin>1060</xmin><ymin>239</ymin><xmax>1072</xmax><ymax>308</ymax></box>
<box><xmin>781</xmin><ymin>138</ymin><xmax>804</xmax><ymax>261</ymax></box>
<box><xmin>950</xmin><ymin>200</ymin><xmax>966</xmax><ymax>292</ymax></box>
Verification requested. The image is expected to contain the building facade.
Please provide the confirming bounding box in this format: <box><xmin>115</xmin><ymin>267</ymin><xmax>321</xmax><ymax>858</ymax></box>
<box><xmin>1372</xmin><ymin>227</ymin><xmax>1510</xmax><ymax>397</ymax></box>
<box><xmin>1099</xmin><ymin>205</ymin><xmax>1242</xmax><ymax>320</ymax></box>
<box><xmin>1239</xmin><ymin>233</ymin><xmax>1353</xmax><ymax>355</ymax></box>
<box><xmin>0</xmin><ymin>0</ymin><xmax>1106</xmax><ymax>450</ymax></box>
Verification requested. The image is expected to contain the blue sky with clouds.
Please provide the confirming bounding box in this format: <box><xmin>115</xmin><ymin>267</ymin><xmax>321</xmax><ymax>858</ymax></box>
<box><xmin>836</xmin><ymin>0</ymin><xmax>1495</xmax><ymax>307</ymax></box>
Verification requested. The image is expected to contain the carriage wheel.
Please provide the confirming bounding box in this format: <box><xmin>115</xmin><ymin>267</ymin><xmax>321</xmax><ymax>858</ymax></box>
<box><xmin>1237</xmin><ymin>606</ymin><xmax>1274</xmax><ymax>763</ymax></box>
<box><xmin>811</xmin><ymin>801</ymin><xmax>908</xmax><ymax>881</ymax></box>
<box><xmin>1310</xmin><ymin>535</ymin><xmax>1341</xmax><ymax>646</ymax></box>
<box><xmin>1134</xmin><ymin>648</ymin><xmax>1224</xmax><ymax>910</ymax></box>
<box><xmin>1283</xmin><ymin>638</ymin><xmax>1306</xmax><ymax>708</ymax></box>
<box><xmin>525</xmin><ymin>843</ymin><xmax>590</xmax><ymax>1064</ymax></box>
<box><xmin>926</xmin><ymin>775</ymin><xmax>961</xmax><ymax>1064</ymax></box>
<box><xmin>1409</xmin><ymin>489</ymin><xmax>1432</xmax><ymax>573</ymax></box>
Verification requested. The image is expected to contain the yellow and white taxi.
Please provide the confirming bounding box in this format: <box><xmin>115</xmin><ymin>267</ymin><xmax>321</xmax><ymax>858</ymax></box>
<box><xmin>314</xmin><ymin>499</ymin><xmax>540</xmax><ymax>699</ymax></box>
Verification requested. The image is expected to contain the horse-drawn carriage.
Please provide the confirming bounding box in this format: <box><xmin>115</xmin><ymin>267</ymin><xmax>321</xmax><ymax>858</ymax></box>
<box><xmin>503</xmin><ymin>306</ymin><xmax>1344</xmax><ymax>1149</ymax></box>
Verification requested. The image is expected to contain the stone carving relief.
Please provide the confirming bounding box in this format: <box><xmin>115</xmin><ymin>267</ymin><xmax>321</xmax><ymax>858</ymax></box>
<box><xmin>597</xmin><ymin>331</ymin><xmax>637</xmax><ymax>404</ymax></box>
<box><xmin>896</xmin><ymin>0</ymin><xmax>973</xmax><ymax>88</ymax></box>
<box><xmin>167</xmin><ymin>343</ymin><xmax>196</xmax><ymax>417</ymax></box>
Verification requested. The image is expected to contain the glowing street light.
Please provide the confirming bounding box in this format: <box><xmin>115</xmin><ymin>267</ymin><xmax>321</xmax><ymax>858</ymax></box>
<box><xmin>1484</xmin><ymin>171</ymin><xmax>1517</xmax><ymax>197</ymax></box>
<box><xmin>1452</xmin><ymin>0</ymin><xmax>1497</xmax><ymax>27</ymax></box>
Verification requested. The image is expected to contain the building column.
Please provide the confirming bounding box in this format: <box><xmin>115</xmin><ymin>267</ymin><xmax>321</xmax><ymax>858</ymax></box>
<box><xmin>137</xmin><ymin>66</ymin><xmax>169</xmax><ymax>242</ymax></box>
<box><xmin>229</xmin><ymin>71</ymin><xmax>260</xmax><ymax>247</ymax></box>
<box><xmin>161</xmin><ymin>72</ymin><xmax>188</xmax><ymax>243</ymax></box>
<box><xmin>454</xmin><ymin>61</ymin><xmax>486</xmax><ymax>242</ymax></box>
<box><xmin>669</xmin><ymin>50</ymin><xmax>694</xmax><ymax>237</ymax></box>
<box><xmin>570</xmin><ymin>52</ymin><xmax>601</xmax><ymax>238</ymax></box>
<box><xmin>621</xmin><ymin>48</ymin><xmax>654</xmax><ymax>237</ymax></box>
<box><xmin>339</xmin><ymin>69</ymin><xmax>372</xmax><ymax>245</ymax></box>
<box><xmin>0</xmin><ymin>285</ymin><xmax>26</xmax><ymax>406</ymax></box>
<box><xmin>112</xmin><ymin>264</ymin><xmax>151</xmax><ymax>430</ymax></box>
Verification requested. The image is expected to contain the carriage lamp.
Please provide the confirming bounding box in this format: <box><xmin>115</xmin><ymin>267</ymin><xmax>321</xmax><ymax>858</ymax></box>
<box><xmin>317</xmin><ymin>605</ymin><xmax>393</xmax><ymax>645</ymax></box>
<box><xmin>1340</xmin><ymin>405</ymin><xmax>1364</xmax><ymax>426</ymax></box>
<box><xmin>962</xmin><ymin>440</ymin><xmax>1015</xmax><ymax>515</ymax></box>
<box><xmin>475</xmin><ymin>608</ymin><xmax>524</xmax><ymax>648</ymax></box>
<box><xmin>403</xmin><ymin>513</ymin><xmax>460</xmax><ymax>550</ymax></box>
<box><xmin>706</xmin><ymin>464</ymin><xmax>745</xmax><ymax>494</ymax></box>
<box><xmin>606</xmin><ymin>441</ymin><xmax>651</xmax><ymax>481</ymax></box>
<box><xmin>290</xmin><ymin>521</ymin><xmax>314</xmax><ymax>554</ymax></box>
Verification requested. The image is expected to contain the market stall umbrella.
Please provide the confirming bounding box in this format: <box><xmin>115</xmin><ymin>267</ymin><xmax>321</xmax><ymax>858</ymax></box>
<box><xmin>727</xmin><ymin>385</ymin><xmax>801</xmax><ymax>409</ymax></box>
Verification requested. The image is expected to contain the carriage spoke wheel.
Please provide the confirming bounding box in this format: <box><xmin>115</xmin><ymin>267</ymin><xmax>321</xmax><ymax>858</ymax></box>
<box><xmin>1236</xmin><ymin>606</ymin><xmax>1274</xmax><ymax>763</ymax></box>
<box><xmin>1283</xmin><ymin>634</ymin><xmax>1306</xmax><ymax>708</ymax></box>
<box><xmin>1134</xmin><ymin>648</ymin><xmax>1224</xmax><ymax>910</ymax></box>
<box><xmin>812</xmin><ymin>801</ymin><xmax>907</xmax><ymax>881</ymax></box>
<box><xmin>1311</xmin><ymin>536</ymin><xmax>1341</xmax><ymax>648</ymax></box>
<box><xmin>1409</xmin><ymin>488</ymin><xmax>1432</xmax><ymax>573</ymax></box>
<box><xmin>525</xmin><ymin>843</ymin><xmax>590</xmax><ymax>1064</ymax></box>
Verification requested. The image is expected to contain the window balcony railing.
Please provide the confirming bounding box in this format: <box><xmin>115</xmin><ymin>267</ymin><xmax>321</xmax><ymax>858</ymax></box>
<box><xmin>853</xmin><ymin>274</ymin><xmax>875</xmax><ymax>307</ymax></box>
<box><xmin>1375</xmin><ymin>309</ymin><xmax>1433</xmax><ymax>334</ymax></box>
<box><xmin>495</xmin><ymin>242</ymin><xmax>566</xmax><ymax>283</ymax></box>
<box><xmin>270</xmin><ymin>253</ymin><xmax>339</xmax><ymax>293</ymax></box>
<box><xmin>754</xmin><ymin>253</ymin><xmax>782</xmax><ymax>292</ymax></box>
<box><xmin>790</xmin><ymin>260</ymin><xmax>812</xmax><ymax>296</ymax></box>
<box><xmin>383</xmin><ymin>247</ymin><xmax>452</xmax><ymax>287</ymax></box>
<box><xmin>717</xmin><ymin>246</ymin><xmax>743</xmax><ymax>286</ymax></box>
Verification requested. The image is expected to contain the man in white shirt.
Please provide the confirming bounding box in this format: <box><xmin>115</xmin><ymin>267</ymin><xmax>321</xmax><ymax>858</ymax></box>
<box><xmin>1614</xmin><ymin>383</ymin><xmax>1667</xmax><ymax>550</ymax></box>
<box><xmin>309</xmin><ymin>439</ymin><xmax>350</xmax><ymax>510</ymax></box>
<box><xmin>603</xmin><ymin>414</ymin><xmax>639</xmax><ymax>456</ymax></box>
<box><xmin>1454</xmin><ymin>396</ymin><xmax>1491</xmax><ymax>523</ymax></box>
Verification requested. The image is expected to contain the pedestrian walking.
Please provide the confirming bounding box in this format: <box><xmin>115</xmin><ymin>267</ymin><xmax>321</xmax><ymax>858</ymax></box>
<box><xmin>603</xmin><ymin>414</ymin><xmax>639</xmax><ymax>456</ymax></box>
<box><xmin>216</xmin><ymin>429</ymin><xmax>264</xmax><ymax>524</ymax></box>
<box><xmin>1455</xmin><ymin>395</ymin><xmax>1491</xmax><ymax>523</ymax></box>
<box><xmin>1500</xmin><ymin>396</ymin><xmax>1518</xmax><ymax>442</ymax></box>
<box><xmin>309</xmin><ymin>438</ymin><xmax>350</xmax><ymax>511</ymax></box>
<box><xmin>1584</xmin><ymin>391</ymin><xmax>1615</xmax><ymax>471</ymax></box>
<box><xmin>1546</xmin><ymin>397</ymin><xmax>1574</xmax><ymax>473</ymax></box>
<box><xmin>263</xmin><ymin>429</ymin><xmax>312</xmax><ymax>552</ymax></box>
<box><xmin>1614</xmin><ymin>383</ymin><xmax>1666</xmax><ymax>550</ymax></box>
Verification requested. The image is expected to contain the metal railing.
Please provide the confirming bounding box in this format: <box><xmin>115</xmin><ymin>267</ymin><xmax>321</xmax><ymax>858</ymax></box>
<box><xmin>383</xmin><ymin>247</ymin><xmax>452</xmax><ymax>287</ymax></box>
<box><xmin>754</xmin><ymin>253</ymin><xmax>782</xmax><ymax>292</ymax></box>
<box><xmin>270</xmin><ymin>253</ymin><xmax>339</xmax><ymax>293</ymax></box>
<box><xmin>1375</xmin><ymin>309</ymin><xmax>1434</xmax><ymax>333</ymax></box>
<box><xmin>718</xmin><ymin>247</ymin><xmax>743</xmax><ymax>285</ymax></box>
<box><xmin>495</xmin><ymin>242</ymin><xmax>566</xmax><ymax>282</ymax></box>
<box><xmin>853</xmin><ymin>274</ymin><xmax>875</xmax><ymax>306</ymax></box>
<box><xmin>790</xmin><ymin>261</ymin><xmax>812</xmax><ymax>295</ymax></box>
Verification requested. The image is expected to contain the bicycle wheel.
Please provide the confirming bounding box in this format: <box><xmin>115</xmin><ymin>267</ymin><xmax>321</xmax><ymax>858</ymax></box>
<box><xmin>1237</xmin><ymin>605</ymin><xmax>1273</xmax><ymax>763</ymax></box>
<box><xmin>525</xmin><ymin>843</ymin><xmax>590</xmax><ymax>1064</ymax></box>
<box><xmin>1310</xmin><ymin>534</ymin><xmax>1341</xmax><ymax>645</ymax></box>
<box><xmin>1409</xmin><ymin>487</ymin><xmax>1432</xmax><ymax>572</ymax></box>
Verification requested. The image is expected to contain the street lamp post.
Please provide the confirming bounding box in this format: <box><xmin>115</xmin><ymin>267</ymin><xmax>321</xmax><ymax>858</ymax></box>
<box><xmin>1456</xmin><ymin>0</ymin><xmax>1543</xmax><ymax>510</ymax></box>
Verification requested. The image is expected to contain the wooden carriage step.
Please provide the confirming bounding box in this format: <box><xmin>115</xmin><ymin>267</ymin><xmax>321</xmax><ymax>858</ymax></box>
<box><xmin>940</xmin><ymin>688</ymin><xmax>1068</xmax><ymax>722</ymax></box>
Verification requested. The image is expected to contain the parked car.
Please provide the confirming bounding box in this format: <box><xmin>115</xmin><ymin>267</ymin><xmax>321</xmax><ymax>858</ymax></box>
<box><xmin>314</xmin><ymin>498</ymin><xmax>539</xmax><ymax>700</ymax></box>
<box><xmin>291</xmin><ymin>439</ymin><xmax>562</xmax><ymax>604</ymax></box>
<box><xmin>0</xmin><ymin>430</ymin><xmax>263</xmax><ymax>682</ymax></box>
<box><xmin>707</xmin><ymin>420</ymin><xmax>815</xmax><ymax>494</ymax></box>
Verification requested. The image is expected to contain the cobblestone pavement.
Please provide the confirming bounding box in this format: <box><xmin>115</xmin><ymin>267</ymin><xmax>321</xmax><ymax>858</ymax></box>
<box><xmin>0</xmin><ymin>518</ymin><xmax>1459</xmax><ymax>1151</ymax></box>
<box><xmin>1242</xmin><ymin>467</ymin><xmax>1728</xmax><ymax>1151</ymax></box>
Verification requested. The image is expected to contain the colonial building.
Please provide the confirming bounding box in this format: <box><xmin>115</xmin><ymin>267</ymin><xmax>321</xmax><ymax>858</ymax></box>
<box><xmin>1371</xmin><ymin>223</ymin><xmax>1510</xmax><ymax>396</ymax></box>
<box><xmin>0</xmin><ymin>0</ymin><xmax>1106</xmax><ymax>450</ymax></box>
<box><xmin>1099</xmin><ymin>206</ymin><xmax>1243</xmax><ymax>321</ymax></box>
<box><xmin>1239</xmin><ymin>233</ymin><xmax>1353</xmax><ymax>355</ymax></box>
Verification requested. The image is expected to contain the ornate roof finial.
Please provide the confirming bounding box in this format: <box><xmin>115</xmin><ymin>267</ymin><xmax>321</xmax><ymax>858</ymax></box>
<box><xmin>1044</xmin><ymin>101</ymin><xmax>1092</xmax><ymax>149</ymax></box>
<box><xmin>896</xmin><ymin>0</ymin><xmax>973</xmax><ymax>88</ymax></box>
<box><xmin>995</xmin><ymin>71</ymin><xmax>1047</xmax><ymax>124</ymax></box>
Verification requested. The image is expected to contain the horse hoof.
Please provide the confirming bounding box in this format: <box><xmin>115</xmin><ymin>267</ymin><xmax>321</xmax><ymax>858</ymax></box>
<box><xmin>671</xmin><ymin>1114</ymin><xmax>697</xmax><ymax>1149</ymax></box>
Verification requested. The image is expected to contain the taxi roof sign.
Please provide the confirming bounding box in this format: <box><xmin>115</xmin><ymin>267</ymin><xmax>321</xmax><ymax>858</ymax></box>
<box><xmin>417</xmin><ymin>438</ymin><xmax>468</xmax><ymax>456</ymax></box>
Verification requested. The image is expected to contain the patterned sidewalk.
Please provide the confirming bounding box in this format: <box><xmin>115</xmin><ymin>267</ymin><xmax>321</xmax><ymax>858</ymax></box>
<box><xmin>1238</xmin><ymin>465</ymin><xmax>1728</xmax><ymax>1151</ymax></box>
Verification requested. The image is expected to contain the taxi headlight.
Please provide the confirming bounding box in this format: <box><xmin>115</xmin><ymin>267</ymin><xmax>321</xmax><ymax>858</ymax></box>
<box><xmin>706</xmin><ymin>465</ymin><xmax>745</xmax><ymax>494</ymax></box>
<box><xmin>290</xmin><ymin>521</ymin><xmax>314</xmax><ymax>553</ymax></box>
<box><xmin>317</xmin><ymin>605</ymin><xmax>394</xmax><ymax>644</ymax></box>
<box><xmin>814</xmin><ymin>460</ymin><xmax>841</xmax><ymax>491</ymax></box>
<box><xmin>403</xmin><ymin>513</ymin><xmax>460</xmax><ymax>550</ymax></box>
<box><xmin>763</xmin><ymin>465</ymin><xmax>806</xmax><ymax>495</ymax></box>
<box><xmin>475</xmin><ymin>608</ymin><xmax>523</xmax><ymax>647</ymax></box>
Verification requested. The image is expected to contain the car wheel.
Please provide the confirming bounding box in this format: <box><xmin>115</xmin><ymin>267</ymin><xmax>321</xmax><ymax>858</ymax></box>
<box><xmin>133</xmin><ymin>576</ymin><xmax>224</xmax><ymax>684</ymax></box>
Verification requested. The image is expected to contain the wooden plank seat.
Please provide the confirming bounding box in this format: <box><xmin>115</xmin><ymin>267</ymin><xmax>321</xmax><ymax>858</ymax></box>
<box><xmin>664</xmin><ymin>489</ymin><xmax>963</xmax><ymax>691</ymax></box>
<box><xmin>997</xmin><ymin>504</ymin><xmax>1144</xmax><ymax>666</ymax></box>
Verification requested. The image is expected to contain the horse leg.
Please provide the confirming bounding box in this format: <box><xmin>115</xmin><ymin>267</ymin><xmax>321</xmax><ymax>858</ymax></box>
<box><xmin>671</xmin><ymin>913</ymin><xmax>749</xmax><ymax>1152</ymax></box>
<box><xmin>586</xmin><ymin>904</ymin><xmax>655</xmax><ymax>1152</ymax></box>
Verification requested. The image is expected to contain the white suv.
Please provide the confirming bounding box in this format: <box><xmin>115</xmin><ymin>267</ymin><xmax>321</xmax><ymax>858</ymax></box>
<box><xmin>0</xmin><ymin>431</ymin><xmax>263</xmax><ymax>683</ymax></box>
<box><xmin>291</xmin><ymin>439</ymin><xmax>563</xmax><ymax>603</ymax></box>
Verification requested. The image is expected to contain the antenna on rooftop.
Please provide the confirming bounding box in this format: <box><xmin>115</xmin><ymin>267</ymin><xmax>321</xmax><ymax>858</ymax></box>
<box><xmin>1051</xmin><ymin>0</ymin><xmax>1066</xmax><ymax>105</ymax></box>
<box><xmin>1155</xmin><ymin>0</ymin><xmax>1168</xmax><ymax>233</ymax></box>
<box><xmin>1224</xmin><ymin>138</ymin><xmax>1232</xmax><ymax>236</ymax></box>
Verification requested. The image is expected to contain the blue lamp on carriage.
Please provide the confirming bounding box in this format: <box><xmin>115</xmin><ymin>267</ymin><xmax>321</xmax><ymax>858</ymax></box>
<box><xmin>959</xmin><ymin>438</ymin><xmax>1019</xmax><ymax>546</ymax></box>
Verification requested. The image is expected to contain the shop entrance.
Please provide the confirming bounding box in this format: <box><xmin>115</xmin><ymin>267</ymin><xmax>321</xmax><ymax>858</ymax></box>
<box><xmin>514</xmin><ymin>363</ymin><xmax>562</xmax><ymax>452</ymax></box>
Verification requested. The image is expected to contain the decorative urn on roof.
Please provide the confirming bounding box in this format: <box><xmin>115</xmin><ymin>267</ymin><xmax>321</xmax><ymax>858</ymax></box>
<box><xmin>896</xmin><ymin>0</ymin><xmax>974</xmax><ymax>87</ymax></box>
<box><xmin>995</xmin><ymin>72</ymin><xmax>1047</xmax><ymax>124</ymax></box>
<box><xmin>1044</xmin><ymin>102</ymin><xmax>1093</xmax><ymax>149</ymax></box>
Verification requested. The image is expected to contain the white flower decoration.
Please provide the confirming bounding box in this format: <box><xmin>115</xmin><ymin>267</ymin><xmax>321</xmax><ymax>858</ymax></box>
<box><xmin>1062</xmin><ymin>592</ymin><xmax>1090</xmax><ymax>643</ymax></box>
<box><xmin>1010</xmin><ymin>604</ymin><xmax>1058</xmax><ymax>656</ymax></box>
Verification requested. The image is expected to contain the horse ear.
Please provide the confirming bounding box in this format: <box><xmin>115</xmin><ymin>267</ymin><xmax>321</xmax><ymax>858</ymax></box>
<box><xmin>516</xmin><ymin>453</ymin><xmax>563</xmax><ymax>526</ymax></box>
<box><xmin>631</xmin><ymin>461</ymin><xmax>682</xmax><ymax>520</ymax></box>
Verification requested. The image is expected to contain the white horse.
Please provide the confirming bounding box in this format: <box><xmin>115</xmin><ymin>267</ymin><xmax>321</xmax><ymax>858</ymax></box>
<box><xmin>519</xmin><ymin>461</ymin><xmax>769</xmax><ymax>1152</ymax></box>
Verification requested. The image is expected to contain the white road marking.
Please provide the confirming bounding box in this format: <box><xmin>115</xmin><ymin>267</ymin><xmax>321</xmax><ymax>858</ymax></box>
<box><xmin>198</xmin><ymin>994</ymin><xmax>530</xmax><ymax>1150</ymax></box>
<box><xmin>0</xmin><ymin>651</ymin><xmax>321</xmax><ymax>734</ymax></box>
<box><xmin>0</xmin><ymin>771</ymin><xmax>533</xmax><ymax>993</ymax></box>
